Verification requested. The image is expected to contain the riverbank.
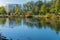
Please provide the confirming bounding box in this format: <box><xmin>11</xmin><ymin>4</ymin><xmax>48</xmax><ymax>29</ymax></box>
<box><xmin>0</xmin><ymin>15</ymin><xmax>23</xmax><ymax>18</ymax></box>
<box><xmin>0</xmin><ymin>14</ymin><xmax>60</xmax><ymax>18</ymax></box>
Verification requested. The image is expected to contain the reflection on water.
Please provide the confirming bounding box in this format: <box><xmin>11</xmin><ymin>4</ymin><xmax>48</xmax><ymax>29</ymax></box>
<box><xmin>0</xmin><ymin>17</ymin><xmax>60</xmax><ymax>40</ymax></box>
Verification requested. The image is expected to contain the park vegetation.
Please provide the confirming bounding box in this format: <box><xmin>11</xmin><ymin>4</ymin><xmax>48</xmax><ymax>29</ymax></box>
<box><xmin>0</xmin><ymin>0</ymin><xmax>60</xmax><ymax>18</ymax></box>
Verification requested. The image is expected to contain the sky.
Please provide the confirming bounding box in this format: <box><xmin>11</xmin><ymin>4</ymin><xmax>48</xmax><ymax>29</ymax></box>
<box><xmin>0</xmin><ymin>0</ymin><xmax>50</xmax><ymax>6</ymax></box>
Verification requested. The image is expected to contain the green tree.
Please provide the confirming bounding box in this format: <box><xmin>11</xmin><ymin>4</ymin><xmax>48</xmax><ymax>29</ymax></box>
<box><xmin>39</xmin><ymin>0</ymin><xmax>46</xmax><ymax>15</ymax></box>
<box><xmin>0</xmin><ymin>7</ymin><xmax>7</xmax><ymax>15</ymax></box>
<box><xmin>40</xmin><ymin>4</ymin><xmax>46</xmax><ymax>15</ymax></box>
<box><xmin>35</xmin><ymin>0</ymin><xmax>43</xmax><ymax>8</ymax></box>
<box><xmin>34</xmin><ymin>7</ymin><xmax>39</xmax><ymax>15</ymax></box>
<box><xmin>55</xmin><ymin>0</ymin><xmax>60</xmax><ymax>14</ymax></box>
<box><xmin>14</xmin><ymin>5</ymin><xmax>20</xmax><ymax>15</ymax></box>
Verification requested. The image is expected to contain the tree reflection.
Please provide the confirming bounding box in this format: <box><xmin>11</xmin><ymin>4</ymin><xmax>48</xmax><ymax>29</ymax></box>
<box><xmin>9</xmin><ymin>17</ymin><xmax>21</xmax><ymax>28</ymax></box>
<box><xmin>24</xmin><ymin>18</ymin><xmax>60</xmax><ymax>34</ymax></box>
<box><xmin>0</xmin><ymin>17</ymin><xmax>60</xmax><ymax>34</ymax></box>
<box><xmin>0</xmin><ymin>18</ymin><xmax>6</xmax><ymax>25</ymax></box>
<box><xmin>9</xmin><ymin>17</ymin><xmax>21</xmax><ymax>25</ymax></box>
<box><xmin>0</xmin><ymin>17</ymin><xmax>21</xmax><ymax>28</ymax></box>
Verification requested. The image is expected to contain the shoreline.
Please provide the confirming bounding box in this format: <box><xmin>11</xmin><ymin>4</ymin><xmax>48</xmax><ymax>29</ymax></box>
<box><xmin>0</xmin><ymin>15</ymin><xmax>59</xmax><ymax>18</ymax></box>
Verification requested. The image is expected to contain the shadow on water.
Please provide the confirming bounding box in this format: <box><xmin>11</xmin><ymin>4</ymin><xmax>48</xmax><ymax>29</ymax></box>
<box><xmin>0</xmin><ymin>34</ymin><xmax>8</xmax><ymax>40</ymax></box>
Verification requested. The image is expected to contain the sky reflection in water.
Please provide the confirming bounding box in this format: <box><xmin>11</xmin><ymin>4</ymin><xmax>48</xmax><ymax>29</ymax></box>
<box><xmin>0</xmin><ymin>17</ymin><xmax>60</xmax><ymax>40</ymax></box>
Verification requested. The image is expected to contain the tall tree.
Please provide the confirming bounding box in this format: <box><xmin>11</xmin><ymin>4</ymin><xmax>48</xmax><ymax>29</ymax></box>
<box><xmin>55</xmin><ymin>0</ymin><xmax>60</xmax><ymax>14</ymax></box>
<box><xmin>0</xmin><ymin>7</ymin><xmax>7</xmax><ymax>15</ymax></box>
<box><xmin>35</xmin><ymin>0</ymin><xmax>43</xmax><ymax>8</ymax></box>
<box><xmin>40</xmin><ymin>0</ymin><xmax>46</xmax><ymax>15</ymax></box>
<box><xmin>14</xmin><ymin>5</ymin><xmax>20</xmax><ymax>15</ymax></box>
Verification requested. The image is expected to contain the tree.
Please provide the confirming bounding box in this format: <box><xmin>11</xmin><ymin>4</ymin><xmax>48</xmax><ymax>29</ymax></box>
<box><xmin>14</xmin><ymin>5</ymin><xmax>20</xmax><ymax>15</ymax></box>
<box><xmin>0</xmin><ymin>7</ymin><xmax>7</xmax><ymax>15</ymax></box>
<box><xmin>22</xmin><ymin>0</ymin><xmax>60</xmax><ymax>15</ymax></box>
<box><xmin>35</xmin><ymin>0</ymin><xmax>43</xmax><ymax>8</ymax></box>
<box><xmin>39</xmin><ymin>0</ymin><xmax>46</xmax><ymax>15</ymax></box>
<box><xmin>34</xmin><ymin>6</ymin><xmax>39</xmax><ymax>15</ymax></box>
<box><xmin>40</xmin><ymin>4</ymin><xmax>46</xmax><ymax>15</ymax></box>
<box><xmin>49</xmin><ymin>0</ymin><xmax>54</xmax><ymax>13</ymax></box>
<box><xmin>55</xmin><ymin>0</ymin><xmax>60</xmax><ymax>14</ymax></box>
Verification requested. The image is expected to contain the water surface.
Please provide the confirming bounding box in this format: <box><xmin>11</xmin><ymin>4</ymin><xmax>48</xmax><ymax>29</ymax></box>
<box><xmin>0</xmin><ymin>17</ymin><xmax>60</xmax><ymax>40</ymax></box>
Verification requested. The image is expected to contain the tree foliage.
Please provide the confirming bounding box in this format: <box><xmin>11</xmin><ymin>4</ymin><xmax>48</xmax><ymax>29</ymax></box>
<box><xmin>14</xmin><ymin>5</ymin><xmax>20</xmax><ymax>15</ymax></box>
<box><xmin>0</xmin><ymin>7</ymin><xmax>6</xmax><ymax>15</ymax></box>
<box><xmin>0</xmin><ymin>0</ymin><xmax>60</xmax><ymax>15</ymax></box>
<box><xmin>22</xmin><ymin>0</ymin><xmax>60</xmax><ymax>15</ymax></box>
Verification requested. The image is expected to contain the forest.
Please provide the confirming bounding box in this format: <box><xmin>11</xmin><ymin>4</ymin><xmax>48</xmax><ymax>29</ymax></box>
<box><xmin>0</xmin><ymin>0</ymin><xmax>60</xmax><ymax>17</ymax></box>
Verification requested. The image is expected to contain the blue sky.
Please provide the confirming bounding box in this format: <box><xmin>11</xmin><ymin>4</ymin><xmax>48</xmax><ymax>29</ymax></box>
<box><xmin>0</xmin><ymin>0</ymin><xmax>50</xmax><ymax>6</ymax></box>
